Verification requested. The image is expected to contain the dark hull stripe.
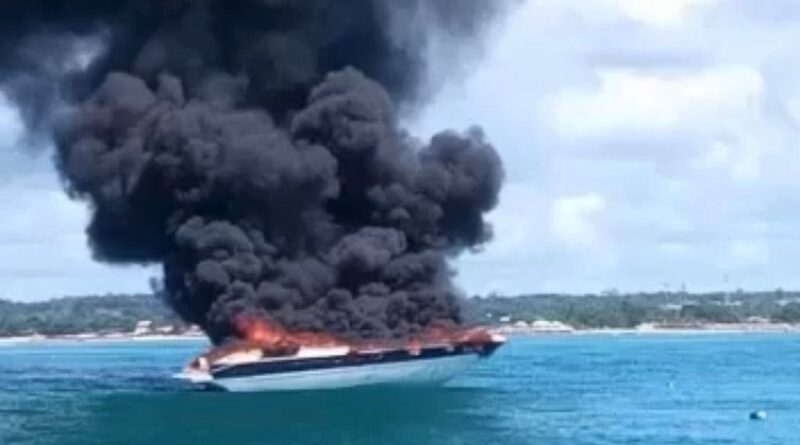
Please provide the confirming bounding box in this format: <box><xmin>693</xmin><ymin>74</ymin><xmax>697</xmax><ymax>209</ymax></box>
<box><xmin>211</xmin><ymin>343</ymin><xmax>501</xmax><ymax>380</ymax></box>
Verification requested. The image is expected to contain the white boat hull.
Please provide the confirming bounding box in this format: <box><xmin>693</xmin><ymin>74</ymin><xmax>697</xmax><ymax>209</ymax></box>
<box><xmin>174</xmin><ymin>335</ymin><xmax>506</xmax><ymax>392</ymax></box>
<box><xmin>210</xmin><ymin>352</ymin><xmax>481</xmax><ymax>392</ymax></box>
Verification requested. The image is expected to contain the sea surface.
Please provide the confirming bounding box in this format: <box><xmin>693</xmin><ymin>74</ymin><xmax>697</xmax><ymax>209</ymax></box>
<box><xmin>1</xmin><ymin>334</ymin><xmax>798</xmax><ymax>445</ymax></box>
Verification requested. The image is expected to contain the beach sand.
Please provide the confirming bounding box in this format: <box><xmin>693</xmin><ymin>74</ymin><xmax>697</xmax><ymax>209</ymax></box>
<box><xmin>0</xmin><ymin>333</ymin><xmax>207</xmax><ymax>346</ymax></box>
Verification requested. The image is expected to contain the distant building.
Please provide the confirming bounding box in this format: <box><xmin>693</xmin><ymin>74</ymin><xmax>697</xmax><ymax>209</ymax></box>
<box><xmin>184</xmin><ymin>325</ymin><xmax>204</xmax><ymax>336</ymax></box>
<box><xmin>133</xmin><ymin>320</ymin><xmax>153</xmax><ymax>336</ymax></box>
<box><xmin>529</xmin><ymin>320</ymin><xmax>573</xmax><ymax>333</ymax></box>
<box><xmin>155</xmin><ymin>325</ymin><xmax>175</xmax><ymax>334</ymax></box>
<box><xmin>636</xmin><ymin>323</ymin><xmax>656</xmax><ymax>332</ymax></box>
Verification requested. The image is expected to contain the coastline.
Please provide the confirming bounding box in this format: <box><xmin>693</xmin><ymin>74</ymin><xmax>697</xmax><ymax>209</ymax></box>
<box><xmin>495</xmin><ymin>322</ymin><xmax>800</xmax><ymax>337</ymax></box>
<box><xmin>2</xmin><ymin>323</ymin><xmax>799</xmax><ymax>346</ymax></box>
<box><xmin>0</xmin><ymin>333</ymin><xmax>208</xmax><ymax>346</ymax></box>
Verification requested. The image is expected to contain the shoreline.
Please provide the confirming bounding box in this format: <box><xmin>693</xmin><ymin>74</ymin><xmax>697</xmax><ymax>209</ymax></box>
<box><xmin>496</xmin><ymin>323</ymin><xmax>800</xmax><ymax>337</ymax></box>
<box><xmin>2</xmin><ymin>323</ymin><xmax>799</xmax><ymax>346</ymax></box>
<box><xmin>0</xmin><ymin>333</ymin><xmax>208</xmax><ymax>346</ymax></box>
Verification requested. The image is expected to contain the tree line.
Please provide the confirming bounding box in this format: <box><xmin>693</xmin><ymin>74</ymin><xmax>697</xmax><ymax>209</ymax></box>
<box><xmin>0</xmin><ymin>294</ymin><xmax>182</xmax><ymax>337</ymax></box>
<box><xmin>464</xmin><ymin>290</ymin><xmax>800</xmax><ymax>328</ymax></box>
<box><xmin>1</xmin><ymin>290</ymin><xmax>799</xmax><ymax>337</ymax></box>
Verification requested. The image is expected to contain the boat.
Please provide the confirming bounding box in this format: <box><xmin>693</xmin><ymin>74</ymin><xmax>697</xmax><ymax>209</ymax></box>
<box><xmin>174</xmin><ymin>333</ymin><xmax>506</xmax><ymax>392</ymax></box>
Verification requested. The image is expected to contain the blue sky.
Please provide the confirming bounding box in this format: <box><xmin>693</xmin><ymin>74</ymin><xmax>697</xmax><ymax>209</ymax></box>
<box><xmin>3</xmin><ymin>0</ymin><xmax>800</xmax><ymax>300</ymax></box>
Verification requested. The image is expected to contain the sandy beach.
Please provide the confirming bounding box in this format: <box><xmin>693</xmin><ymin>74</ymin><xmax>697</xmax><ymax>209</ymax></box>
<box><xmin>496</xmin><ymin>322</ymin><xmax>800</xmax><ymax>337</ymax></box>
<box><xmin>0</xmin><ymin>333</ymin><xmax>208</xmax><ymax>346</ymax></box>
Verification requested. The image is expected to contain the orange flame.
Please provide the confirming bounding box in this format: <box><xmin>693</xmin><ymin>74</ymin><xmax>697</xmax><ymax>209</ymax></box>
<box><xmin>233</xmin><ymin>315</ymin><xmax>346</xmax><ymax>351</ymax></box>
<box><xmin>232</xmin><ymin>315</ymin><xmax>494</xmax><ymax>349</ymax></box>
<box><xmin>193</xmin><ymin>315</ymin><xmax>498</xmax><ymax>367</ymax></box>
<box><xmin>233</xmin><ymin>315</ymin><xmax>289</xmax><ymax>345</ymax></box>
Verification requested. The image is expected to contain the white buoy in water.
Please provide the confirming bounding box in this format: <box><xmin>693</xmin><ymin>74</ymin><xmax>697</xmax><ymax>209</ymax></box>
<box><xmin>749</xmin><ymin>410</ymin><xmax>767</xmax><ymax>421</ymax></box>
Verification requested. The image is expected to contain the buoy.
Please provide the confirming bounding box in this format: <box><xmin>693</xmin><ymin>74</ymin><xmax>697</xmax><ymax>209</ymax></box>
<box><xmin>749</xmin><ymin>410</ymin><xmax>767</xmax><ymax>421</ymax></box>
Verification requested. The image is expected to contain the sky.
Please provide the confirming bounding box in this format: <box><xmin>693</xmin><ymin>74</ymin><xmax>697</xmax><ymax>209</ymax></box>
<box><xmin>3</xmin><ymin>0</ymin><xmax>800</xmax><ymax>301</ymax></box>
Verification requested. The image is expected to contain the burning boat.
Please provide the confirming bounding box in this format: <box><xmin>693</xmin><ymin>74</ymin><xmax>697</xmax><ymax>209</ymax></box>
<box><xmin>175</xmin><ymin>317</ymin><xmax>505</xmax><ymax>392</ymax></box>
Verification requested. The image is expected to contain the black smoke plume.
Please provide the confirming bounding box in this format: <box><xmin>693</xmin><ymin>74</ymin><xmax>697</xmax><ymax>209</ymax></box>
<box><xmin>1</xmin><ymin>1</ymin><xmax>507</xmax><ymax>343</ymax></box>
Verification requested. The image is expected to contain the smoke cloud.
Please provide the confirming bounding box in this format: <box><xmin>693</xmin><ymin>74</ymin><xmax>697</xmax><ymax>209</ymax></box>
<box><xmin>1</xmin><ymin>1</ymin><xmax>507</xmax><ymax>343</ymax></box>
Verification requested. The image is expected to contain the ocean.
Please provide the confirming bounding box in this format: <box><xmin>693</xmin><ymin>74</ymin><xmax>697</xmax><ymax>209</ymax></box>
<box><xmin>1</xmin><ymin>334</ymin><xmax>798</xmax><ymax>445</ymax></box>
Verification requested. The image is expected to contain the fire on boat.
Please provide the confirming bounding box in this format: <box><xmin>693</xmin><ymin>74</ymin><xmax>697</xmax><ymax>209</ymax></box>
<box><xmin>174</xmin><ymin>316</ymin><xmax>506</xmax><ymax>392</ymax></box>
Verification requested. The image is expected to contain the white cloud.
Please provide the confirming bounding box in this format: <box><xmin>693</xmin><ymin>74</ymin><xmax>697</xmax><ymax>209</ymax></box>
<box><xmin>547</xmin><ymin>66</ymin><xmax>763</xmax><ymax>139</ymax></box>
<box><xmin>536</xmin><ymin>0</ymin><xmax>720</xmax><ymax>27</ymax></box>
<box><xmin>610</xmin><ymin>0</ymin><xmax>720</xmax><ymax>27</ymax></box>
<box><xmin>0</xmin><ymin>94</ymin><xmax>24</xmax><ymax>148</ymax></box>
<box><xmin>477</xmin><ymin>183</ymin><xmax>547</xmax><ymax>259</ymax></box>
<box><xmin>550</xmin><ymin>192</ymin><xmax>607</xmax><ymax>249</ymax></box>
<box><xmin>692</xmin><ymin>139</ymin><xmax>763</xmax><ymax>181</ymax></box>
<box><xmin>415</xmin><ymin>0</ymin><xmax>800</xmax><ymax>295</ymax></box>
<box><xmin>726</xmin><ymin>239</ymin><xmax>770</xmax><ymax>268</ymax></box>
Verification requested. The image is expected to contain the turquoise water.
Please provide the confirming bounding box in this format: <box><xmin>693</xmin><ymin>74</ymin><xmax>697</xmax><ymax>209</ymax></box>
<box><xmin>1</xmin><ymin>334</ymin><xmax>798</xmax><ymax>445</ymax></box>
